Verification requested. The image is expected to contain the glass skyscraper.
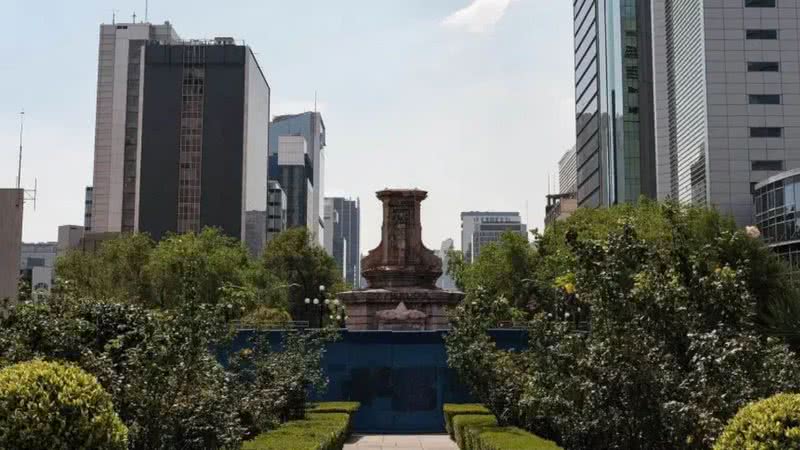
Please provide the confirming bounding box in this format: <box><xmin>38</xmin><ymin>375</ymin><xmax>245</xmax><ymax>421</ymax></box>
<box><xmin>574</xmin><ymin>0</ymin><xmax>656</xmax><ymax>207</ymax></box>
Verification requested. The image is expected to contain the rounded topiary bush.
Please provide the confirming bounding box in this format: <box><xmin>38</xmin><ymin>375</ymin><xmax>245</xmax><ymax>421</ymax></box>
<box><xmin>714</xmin><ymin>393</ymin><xmax>800</xmax><ymax>450</ymax></box>
<box><xmin>0</xmin><ymin>359</ymin><xmax>128</xmax><ymax>450</ymax></box>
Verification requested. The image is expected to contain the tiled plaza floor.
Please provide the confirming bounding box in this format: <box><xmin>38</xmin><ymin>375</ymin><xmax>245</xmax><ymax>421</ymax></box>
<box><xmin>343</xmin><ymin>434</ymin><xmax>458</xmax><ymax>450</ymax></box>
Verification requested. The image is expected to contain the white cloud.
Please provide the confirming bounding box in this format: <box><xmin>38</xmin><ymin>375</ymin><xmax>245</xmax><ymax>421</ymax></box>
<box><xmin>441</xmin><ymin>0</ymin><xmax>515</xmax><ymax>33</ymax></box>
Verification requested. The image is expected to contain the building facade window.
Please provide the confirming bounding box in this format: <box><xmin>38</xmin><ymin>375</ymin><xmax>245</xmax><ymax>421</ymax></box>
<box><xmin>745</xmin><ymin>0</ymin><xmax>777</xmax><ymax>7</ymax></box>
<box><xmin>751</xmin><ymin>127</ymin><xmax>783</xmax><ymax>138</ymax></box>
<box><xmin>748</xmin><ymin>61</ymin><xmax>780</xmax><ymax>72</ymax></box>
<box><xmin>177</xmin><ymin>46</ymin><xmax>205</xmax><ymax>234</ymax></box>
<box><xmin>746</xmin><ymin>29</ymin><xmax>778</xmax><ymax>39</ymax></box>
<box><xmin>752</xmin><ymin>160</ymin><xmax>784</xmax><ymax>171</ymax></box>
<box><xmin>749</xmin><ymin>94</ymin><xmax>781</xmax><ymax>104</ymax></box>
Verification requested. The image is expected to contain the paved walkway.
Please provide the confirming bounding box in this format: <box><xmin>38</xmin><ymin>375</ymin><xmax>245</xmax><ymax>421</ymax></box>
<box><xmin>344</xmin><ymin>434</ymin><xmax>458</xmax><ymax>449</ymax></box>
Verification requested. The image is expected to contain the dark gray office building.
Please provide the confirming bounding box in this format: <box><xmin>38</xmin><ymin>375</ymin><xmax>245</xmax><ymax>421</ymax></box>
<box><xmin>137</xmin><ymin>39</ymin><xmax>270</xmax><ymax>252</ymax></box>
<box><xmin>574</xmin><ymin>0</ymin><xmax>656</xmax><ymax>207</ymax></box>
<box><xmin>325</xmin><ymin>197</ymin><xmax>361</xmax><ymax>288</ymax></box>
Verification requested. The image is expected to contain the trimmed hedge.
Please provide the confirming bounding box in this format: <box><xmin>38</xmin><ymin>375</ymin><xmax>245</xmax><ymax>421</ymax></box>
<box><xmin>243</xmin><ymin>402</ymin><xmax>360</xmax><ymax>450</ymax></box>
<box><xmin>444</xmin><ymin>403</ymin><xmax>491</xmax><ymax>437</ymax></box>
<box><xmin>0</xmin><ymin>359</ymin><xmax>128</xmax><ymax>450</ymax></box>
<box><xmin>309</xmin><ymin>401</ymin><xmax>361</xmax><ymax>415</ymax></box>
<box><xmin>470</xmin><ymin>425</ymin><xmax>562</xmax><ymax>450</ymax></box>
<box><xmin>446</xmin><ymin>403</ymin><xmax>562</xmax><ymax>450</ymax></box>
<box><xmin>714</xmin><ymin>393</ymin><xmax>800</xmax><ymax>450</ymax></box>
<box><xmin>242</xmin><ymin>412</ymin><xmax>349</xmax><ymax>450</ymax></box>
<box><xmin>453</xmin><ymin>414</ymin><xmax>497</xmax><ymax>449</ymax></box>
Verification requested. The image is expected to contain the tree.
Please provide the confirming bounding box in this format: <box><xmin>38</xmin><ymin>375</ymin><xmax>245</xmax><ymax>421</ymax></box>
<box><xmin>446</xmin><ymin>202</ymin><xmax>800</xmax><ymax>449</ymax></box>
<box><xmin>55</xmin><ymin>233</ymin><xmax>154</xmax><ymax>304</ymax></box>
<box><xmin>260</xmin><ymin>228</ymin><xmax>342</xmax><ymax>322</ymax></box>
<box><xmin>449</xmin><ymin>232</ymin><xmax>540</xmax><ymax>310</ymax></box>
<box><xmin>145</xmin><ymin>228</ymin><xmax>251</xmax><ymax>309</ymax></box>
<box><xmin>54</xmin><ymin>229</ymin><xmax>272</xmax><ymax>318</ymax></box>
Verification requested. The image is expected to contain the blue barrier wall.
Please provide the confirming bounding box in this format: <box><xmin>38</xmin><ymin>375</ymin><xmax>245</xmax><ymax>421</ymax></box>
<box><xmin>225</xmin><ymin>329</ymin><xmax>528</xmax><ymax>433</ymax></box>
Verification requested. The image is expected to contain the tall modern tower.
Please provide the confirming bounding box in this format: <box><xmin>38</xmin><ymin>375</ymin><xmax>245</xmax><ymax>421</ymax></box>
<box><xmin>268</xmin><ymin>112</ymin><xmax>327</xmax><ymax>246</ymax></box>
<box><xmin>573</xmin><ymin>0</ymin><xmax>657</xmax><ymax>207</ymax></box>
<box><xmin>136</xmin><ymin>39</ymin><xmax>270</xmax><ymax>252</ymax></box>
<box><xmin>90</xmin><ymin>22</ymin><xmax>181</xmax><ymax>234</ymax></box>
<box><xmin>653</xmin><ymin>0</ymin><xmax>799</xmax><ymax>226</ymax></box>
<box><xmin>324</xmin><ymin>197</ymin><xmax>361</xmax><ymax>288</ymax></box>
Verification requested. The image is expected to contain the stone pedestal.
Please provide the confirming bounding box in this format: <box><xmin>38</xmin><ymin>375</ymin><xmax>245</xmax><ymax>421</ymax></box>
<box><xmin>341</xmin><ymin>189</ymin><xmax>464</xmax><ymax>331</ymax></box>
<box><xmin>340</xmin><ymin>289</ymin><xmax>463</xmax><ymax>330</ymax></box>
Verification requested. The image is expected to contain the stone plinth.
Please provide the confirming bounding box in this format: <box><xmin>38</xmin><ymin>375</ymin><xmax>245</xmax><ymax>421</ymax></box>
<box><xmin>341</xmin><ymin>188</ymin><xmax>464</xmax><ymax>331</ymax></box>
<box><xmin>361</xmin><ymin>189</ymin><xmax>442</xmax><ymax>290</ymax></box>
<box><xmin>341</xmin><ymin>288</ymin><xmax>463</xmax><ymax>330</ymax></box>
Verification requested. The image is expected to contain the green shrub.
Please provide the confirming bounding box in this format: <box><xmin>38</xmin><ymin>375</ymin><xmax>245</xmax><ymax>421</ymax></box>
<box><xmin>0</xmin><ymin>359</ymin><xmax>128</xmax><ymax>450</ymax></box>
<box><xmin>309</xmin><ymin>401</ymin><xmax>361</xmax><ymax>414</ymax></box>
<box><xmin>242</xmin><ymin>412</ymin><xmax>349</xmax><ymax>450</ymax></box>
<box><xmin>443</xmin><ymin>403</ymin><xmax>491</xmax><ymax>437</ymax></box>
<box><xmin>309</xmin><ymin>401</ymin><xmax>360</xmax><ymax>436</ymax></box>
<box><xmin>714</xmin><ymin>393</ymin><xmax>800</xmax><ymax>450</ymax></box>
<box><xmin>453</xmin><ymin>414</ymin><xmax>497</xmax><ymax>449</ymax></box>
<box><xmin>475</xmin><ymin>425</ymin><xmax>562</xmax><ymax>449</ymax></box>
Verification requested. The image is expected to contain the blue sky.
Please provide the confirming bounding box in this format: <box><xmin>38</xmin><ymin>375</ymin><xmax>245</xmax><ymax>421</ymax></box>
<box><xmin>0</xmin><ymin>0</ymin><xmax>575</xmax><ymax>251</ymax></box>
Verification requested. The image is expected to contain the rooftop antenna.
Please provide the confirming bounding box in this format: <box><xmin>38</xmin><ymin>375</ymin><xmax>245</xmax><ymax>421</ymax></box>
<box><xmin>112</xmin><ymin>9</ymin><xmax>117</xmax><ymax>24</ymax></box>
<box><xmin>132</xmin><ymin>11</ymin><xmax>137</xmax><ymax>23</ymax></box>
<box><xmin>145</xmin><ymin>0</ymin><xmax>148</xmax><ymax>23</ymax></box>
<box><xmin>16</xmin><ymin>110</ymin><xmax>38</xmax><ymax>210</ymax></box>
<box><xmin>314</xmin><ymin>90</ymin><xmax>318</xmax><ymax>113</ymax></box>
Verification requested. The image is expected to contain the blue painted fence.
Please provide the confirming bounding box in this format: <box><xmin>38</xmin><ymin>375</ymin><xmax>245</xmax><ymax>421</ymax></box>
<box><xmin>224</xmin><ymin>329</ymin><xmax>528</xmax><ymax>433</ymax></box>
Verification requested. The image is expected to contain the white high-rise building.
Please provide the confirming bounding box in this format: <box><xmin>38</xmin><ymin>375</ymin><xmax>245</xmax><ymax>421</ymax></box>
<box><xmin>653</xmin><ymin>0</ymin><xmax>800</xmax><ymax>225</ymax></box>
<box><xmin>90</xmin><ymin>22</ymin><xmax>180</xmax><ymax>234</ymax></box>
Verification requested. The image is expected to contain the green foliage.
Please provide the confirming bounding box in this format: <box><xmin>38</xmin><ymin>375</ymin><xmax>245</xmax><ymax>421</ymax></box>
<box><xmin>53</xmin><ymin>228</ymin><xmax>291</xmax><ymax>321</ymax></box>
<box><xmin>16</xmin><ymin>277</ymin><xmax>31</xmax><ymax>303</ymax></box>
<box><xmin>714</xmin><ymin>393</ymin><xmax>800</xmax><ymax>450</ymax></box>
<box><xmin>261</xmin><ymin>228</ymin><xmax>343</xmax><ymax>322</ymax></box>
<box><xmin>0</xmin><ymin>359</ymin><xmax>128</xmax><ymax>450</ymax></box>
<box><xmin>55</xmin><ymin>232</ymin><xmax>154</xmax><ymax>304</ymax></box>
<box><xmin>6</xmin><ymin>228</ymin><xmax>340</xmax><ymax>449</ymax></box>
<box><xmin>146</xmin><ymin>228</ymin><xmax>250</xmax><ymax>309</ymax></box>
<box><xmin>240</xmin><ymin>305</ymin><xmax>292</xmax><ymax>328</ymax></box>
<box><xmin>452</xmin><ymin>232</ymin><xmax>540</xmax><ymax>310</ymax></box>
<box><xmin>443</xmin><ymin>403</ymin><xmax>490</xmax><ymax>437</ymax></box>
<box><xmin>241</xmin><ymin>412</ymin><xmax>350</xmax><ymax>450</ymax></box>
<box><xmin>446</xmin><ymin>248</ymin><xmax>467</xmax><ymax>290</ymax></box>
<box><xmin>228</xmin><ymin>330</ymin><xmax>338</xmax><ymax>439</ymax></box>
<box><xmin>453</xmin><ymin>414</ymin><xmax>497</xmax><ymax>450</ymax></box>
<box><xmin>0</xmin><ymin>296</ymin><xmax>243</xmax><ymax>450</ymax></box>
<box><xmin>446</xmin><ymin>202</ymin><xmax>800</xmax><ymax>450</ymax></box>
